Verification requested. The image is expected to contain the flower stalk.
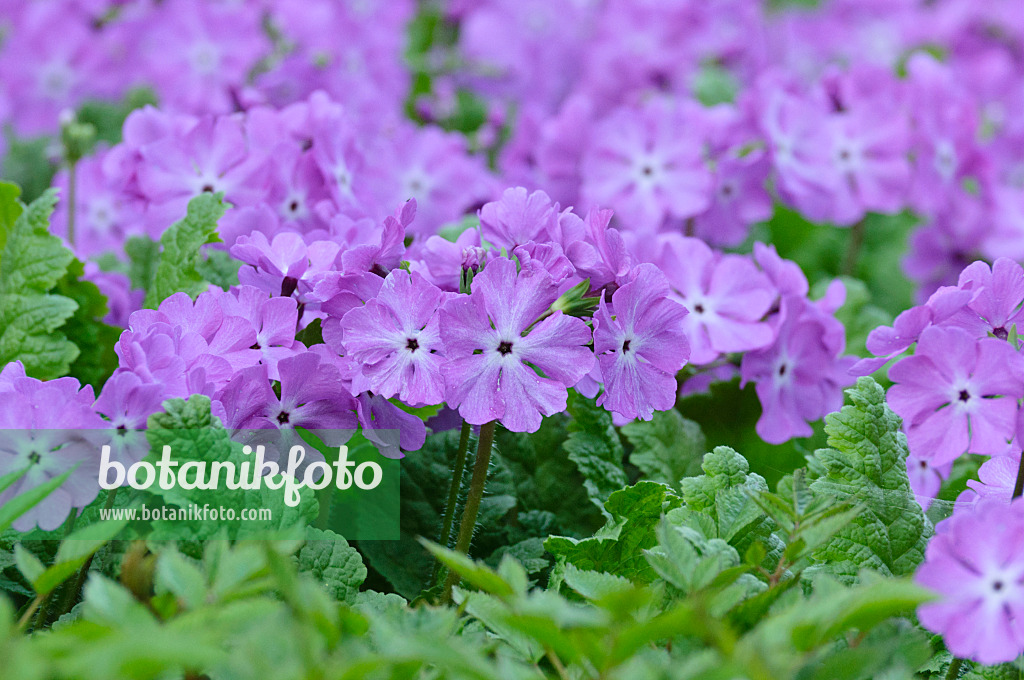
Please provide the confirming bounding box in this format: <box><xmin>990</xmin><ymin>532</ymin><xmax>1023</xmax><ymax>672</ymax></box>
<box><xmin>433</xmin><ymin>420</ymin><xmax>473</xmax><ymax>584</ymax></box>
<box><xmin>442</xmin><ymin>420</ymin><xmax>496</xmax><ymax>601</ymax></box>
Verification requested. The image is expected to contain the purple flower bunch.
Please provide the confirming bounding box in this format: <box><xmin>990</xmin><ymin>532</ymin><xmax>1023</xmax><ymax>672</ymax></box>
<box><xmin>860</xmin><ymin>257</ymin><xmax>1024</xmax><ymax>662</ymax></box>
<box><xmin>49</xmin><ymin>92</ymin><xmax>496</xmax><ymax>262</ymax></box>
<box><xmin>445</xmin><ymin>0</ymin><xmax>1024</xmax><ymax>298</ymax></box>
<box><xmin>0</xmin><ymin>0</ymin><xmax>412</xmax><ymax>137</ymax></box>
<box><xmin>857</xmin><ymin>258</ymin><xmax>1024</xmax><ymax>490</ymax></box>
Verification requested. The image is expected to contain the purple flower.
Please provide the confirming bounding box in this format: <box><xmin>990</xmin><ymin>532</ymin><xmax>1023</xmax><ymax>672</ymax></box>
<box><xmin>0</xmin><ymin>373</ymin><xmax>106</xmax><ymax>531</ymax></box>
<box><xmin>741</xmin><ymin>296</ymin><xmax>856</xmax><ymax>444</ymax></box>
<box><xmin>693</xmin><ymin>152</ymin><xmax>773</xmax><ymax>248</ymax></box>
<box><xmin>479</xmin><ymin>187</ymin><xmax>559</xmax><ymax>252</ymax></box>
<box><xmin>593</xmin><ymin>265</ymin><xmax>689</xmax><ymax>421</ymax></box>
<box><xmin>916</xmin><ymin>498</ymin><xmax>1024</xmax><ymax>665</ymax></box>
<box><xmin>440</xmin><ymin>257</ymin><xmax>594</xmax><ymax>432</ymax></box>
<box><xmin>115</xmin><ymin>291</ymin><xmax>265</xmax><ymax>400</ymax></box>
<box><xmin>367</xmin><ymin>126</ymin><xmax>496</xmax><ymax>238</ymax></box>
<box><xmin>354</xmin><ymin>393</ymin><xmax>427</xmax><ymax>459</ymax></box>
<box><xmin>137</xmin><ymin>115</ymin><xmax>269</xmax><ymax>231</ymax></box>
<box><xmin>851</xmin><ymin>284</ymin><xmax>974</xmax><ymax>376</ymax></box>
<box><xmin>52</xmin><ymin>152</ymin><xmax>143</xmax><ymax>259</ymax></box>
<box><xmin>94</xmin><ymin>371</ymin><xmax>165</xmax><ymax>431</ymax></box>
<box><xmin>133</xmin><ymin>0</ymin><xmax>270</xmax><ymax>115</ymax></box>
<box><xmin>658</xmin><ymin>236</ymin><xmax>776</xmax><ymax>365</ymax></box>
<box><xmin>338</xmin><ymin>200</ymin><xmax>411</xmax><ymax>276</ymax></box>
<box><xmin>563</xmin><ymin>208</ymin><xmax>633</xmax><ymax>291</ymax></box>
<box><xmin>215</xmin><ymin>351</ymin><xmax>357</xmax><ymax>432</ymax></box>
<box><xmin>581</xmin><ymin>100</ymin><xmax>712</xmax><ymax>232</ymax></box>
<box><xmin>407</xmin><ymin>228</ymin><xmax>483</xmax><ymax>292</ymax></box>
<box><xmin>958</xmin><ymin>258</ymin><xmax>1024</xmax><ymax>340</ymax></box>
<box><xmin>339</xmin><ymin>270</ymin><xmax>448</xmax><ymax>406</ymax></box>
<box><xmin>888</xmin><ymin>326</ymin><xmax>1023</xmax><ymax>465</ymax></box>
<box><xmin>907</xmin><ymin>454</ymin><xmax>952</xmax><ymax>512</ymax></box>
<box><xmin>965</xmin><ymin>453</ymin><xmax>1022</xmax><ymax>505</ymax></box>
<box><xmin>231</xmin><ymin>232</ymin><xmax>341</xmax><ymax>305</ymax></box>
<box><xmin>214</xmin><ymin>286</ymin><xmax>302</xmax><ymax>380</ymax></box>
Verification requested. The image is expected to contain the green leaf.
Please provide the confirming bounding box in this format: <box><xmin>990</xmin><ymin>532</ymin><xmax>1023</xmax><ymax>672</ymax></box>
<box><xmin>295</xmin><ymin>318</ymin><xmax>324</xmax><ymax>346</ymax></box>
<box><xmin>0</xmin><ymin>466</ymin><xmax>76</xmax><ymax>534</ymax></box>
<box><xmin>545</xmin><ymin>481</ymin><xmax>682</xmax><ymax>582</ymax></box>
<box><xmin>124</xmin><ymin>234</ymin><xmax>161</xmax><ymax>291</ymax></box>
<box><xmin>0</xmin><ymin>189</ymin><xmax>80</xmax><ymax>378</ymax></box>
<box><xmin>296</xmin><ymin>527</ymin><xmax>367</xmax><ymax>604</ymax></box>
<box><xmin>81</xmin><ymin>574</ymin><xmax>157</xmax><ymax>629</ymax></box>
<box><xmin>563</xmin><ymin>392</ymin><xmax>628</xmax><ymax>512</ymax></box>
<box><xmin>144</xmin><ymin>192</ymin><xmax>227</xmax><ymax>308</ymax></box>
<box><xmin>420</xmin><ymin>540</ymin><xmax>516</xmax><ymax>598</ymax></box>
<box><xmin>54</xmin><ymin>259</ymin><xmax>120</xmax><ymax>387</ymax></box>
<box><xmin>28</xmin><ymin>518</ymin><xmax>128</xmax><ymax>596</ymax></box>
<box><xmin>155</xmin><ymin>550</ymin><xmax>207</xmax><ymax>610</ymax></box>
<box><xmin>195</xmin><ymin>248</ymin><xmax>240</xmax><ymax>290</ymax></box>
<box><xmin>14</xmin><ymin>544</ymin><xmax>45</xmax><ymax>586</ymax></box>
<box><xmin>621</xmin><ymin>409</ymin><xmax>705</xmax><ymax>490</ymax></box>
<box><xmin>680</xmin><ymin>446</ymin><xmax>775</xmax><ymax>552</ymax></box>
<box><xmin>0</xmin><ymin>181</ymin><xmax>23</xmax><ymax>248</ymax></box>
<box><xmin>810</xmin><ymin>377</ymin><xmax>931</xmax><ymax>577</ymax></box>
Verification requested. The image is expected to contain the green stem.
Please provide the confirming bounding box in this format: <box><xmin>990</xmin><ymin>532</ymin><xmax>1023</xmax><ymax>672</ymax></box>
<box><xmin>443</xmin><ymin>421</ymin><xmax>496</xmax><ymax>601</ymax></box>
<box><xmin>1013</xmin><ymin>452</ymin><xmax>1024</xmax><ymax>500</ymax></box>
<box><xmin>944</xmin><ymin>658</ymin><xmax>964</xmax><ymax>680</ymax></box>
<box><xmin>16</xmin><ymin>594</ymin><xmax>43</xmax><ymax>632</ymax></box>
<box><xmin>67</xmin><ymin>160</ymin><xmax>78</xmax><ymax>248</ymax></box>
<box><xmin>433</xmin><ymin>421</ymin><xmax>472</xmax><ymax>584</ymax></box>
<box><xmin>841</xmin><ymin>218</ymin><xmax>866</xmax><ymax>276</ymax></box>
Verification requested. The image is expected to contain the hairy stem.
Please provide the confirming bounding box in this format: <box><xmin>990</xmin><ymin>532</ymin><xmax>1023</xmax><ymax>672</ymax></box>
<box><xmin>67</xmin><ymin>160</ymin><xmax>78</xmax><ymax>248</ymax></box>
<box><xmin>433</xmin><ymin>420</ymin><xmax>472</xmax><ymax>584</ymax></box>
<box><xmin>443</xmin><ymin>420</ymin><xmax>496</xmax><ymax>601</ymax></box>
<box><xmin>944</xmin><ymin>658</ymin><xmax>964</xmax><ymax>680</ymax></box>
<box><xmin>841</xmin><ymin>218</ymin><xmax>866</xmax><ymax>276</ymax></box>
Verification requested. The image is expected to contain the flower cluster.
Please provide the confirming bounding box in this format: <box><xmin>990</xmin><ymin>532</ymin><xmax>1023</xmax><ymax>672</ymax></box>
<box><xmin>858</xmin><ymin>259</ymin><xmax>1024</xmax><ymax>475</ymax></box>
<box><xmin>0</xmin><ymin>0</ymin><xmax>412</xmax><ymax>136</ymax></box>
<box><xmin>441</xmin><ymin>0</ymin><xmax>1024</xmax><ymax>298</ymax></box>
<box><xmin>861</xmin><ymin>257</ymin><xmax>1024</xmax><ymax>663</ymax></box>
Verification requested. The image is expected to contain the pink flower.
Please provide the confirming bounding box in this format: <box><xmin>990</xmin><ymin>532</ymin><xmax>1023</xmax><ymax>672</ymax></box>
<box><xmin>741</xmin><ymin>296</ymin><xmax>855</xmax><ymax>444</ymax></box>
<box><xmin>888</xmin><ymin>326</ymin><xmax>1023</xmax><ymax>465</ymax></box>
<box><xmin>439</xmin><ymin>257</ymin><xmax>594</xmax><ymax>432</ymax></box>
<box><xmin>657</xmin><ymin>236</ymin><xmax>776</xmax><ymax>365</ymax></box>
<box><xmin>581</xmin><ymin>100</ymin><xmax>713</xmax><ymax>232</ymax></box>
<box><xmin>916</xmin><ymin>498</ymin><xmax>1024</xmax><ymax>665</ymax></box>
<box><xmin>593</xmin><ymin>265</ymin><xmax>689</xmax><ymax>421</ymax></box>
<box><xmin>340</xmin><ymin>270</ymin><xmax>449</xmax><ymax>406</ymax></box>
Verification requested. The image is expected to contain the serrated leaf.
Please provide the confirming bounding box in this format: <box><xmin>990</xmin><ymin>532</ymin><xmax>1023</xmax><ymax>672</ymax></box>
<box><xmin>680</xmin><ymin>446</ymin><xmax>774</xmax><ymax>551</ymax></box>
<box><xmin>14</xmin><ymin>544</ymin><xmax>45</xmax><ymax>586</ymax></box>
<box><xmin>297</xmin><ymin>527</ymin><xmax>367</xmax><ymax>604</ymax></box>
<box><xmin>155</xmin><ymin>551</ymin><xmax>207</xmax><ymax>610</ymax></box>
<box><xmin>195</xmin><ymin>248</ymin><xmax>240</xmax><ymax>290</ymax></box>
<box><xmin>0</xmin><ymin>181</ymin><xmax>23</xmax><ymax>246</ymax></box>
<box><xmin>621</xmin><ymin>409</ymin><xmax>705</xmax><ymax>490</ymax></box>
<box><xmin>809</xmin><ymin>377</ymin><xmax>931</xmax><ymax>577</ymax></box>
<box><xmin>124</xmin><ymin>234</ymin><xmax>160</xmax><ymax>291</ymax></box>
<box><xmin>144</xmin><ymin>192</ymin><xmax>227</xmax><ymax>308</ymax></box>
<box><xmin>54</xmin><ymin>259</ymin><xmax>120</xmax><ymax>388</ymax></box>
<box><xmin>31</xmin><ymin>518</ymin><xmax>128</xmax><ymax>596</ymax></box>
<box><xmin>545</xmin><ymin>481</ymin><xmax>682</xmax><ymax>582</ymax></box>
<box><xmin>563</xmin><ymin>392</ymin><xmax>628</xmax><ymax>511</ymax></box>
<box><xmin>0</xmin><ymin>189</ymin><xmax>80</xmax><ymax>378</ymax></box>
